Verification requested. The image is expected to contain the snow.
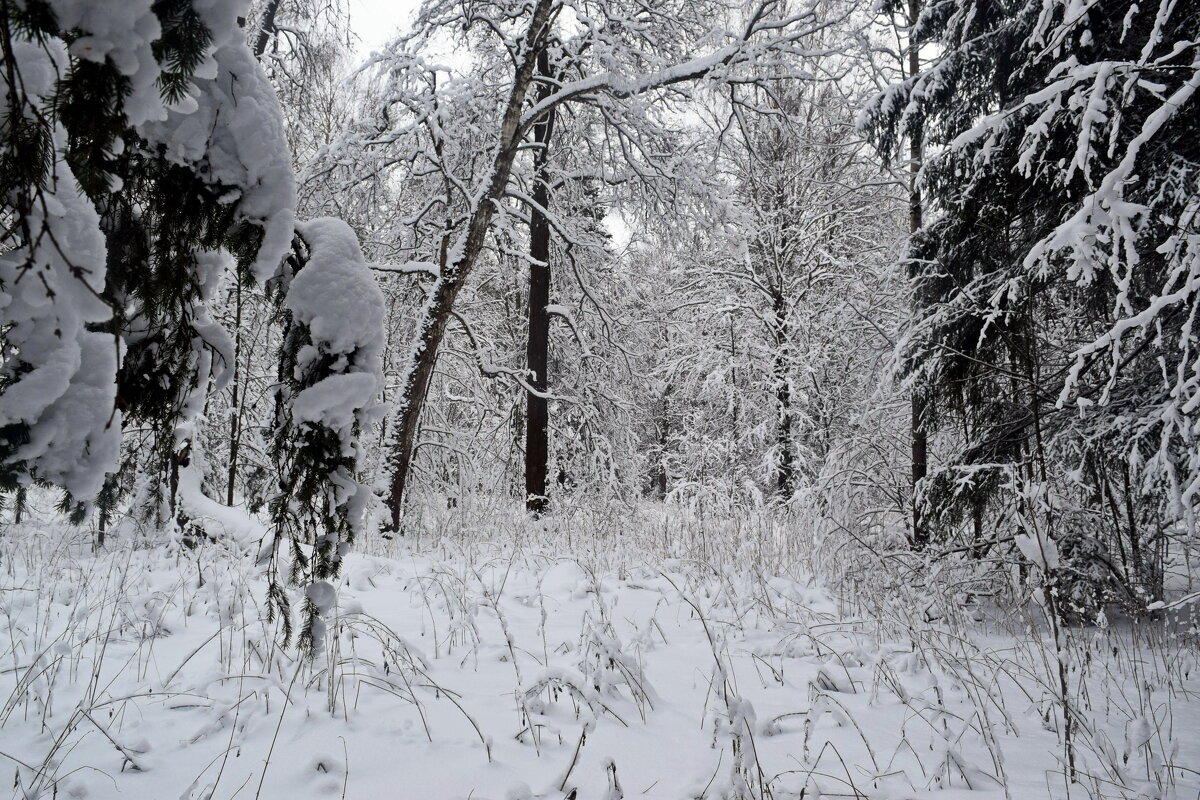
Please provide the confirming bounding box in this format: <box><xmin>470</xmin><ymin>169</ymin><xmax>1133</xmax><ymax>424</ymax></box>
<box><xmin>292</xmin><ymin>372</ymin><xmax>382</xmax><ymax>434</ymax></box>
<box><xmin>0</xmin><ymin>118</ymin><xmax>119</xmax><ymax>498</ymax></box>
<box><xmin>45</xmin><ymin>0</ymin><xmax>299</xmax><ymax>286</ymax></box>
<box><xmin>48</xmin><ymin>0</ymin><xmax>163</xmax><ymax>125</ymax></box>
<box><xmin>176</xmin><ymin>460</ymin><xmax>263</xmax><ymax>550</ymax></box>
<box><xmin>2</xmin><ymin>509</ymin><xmax>1197</xmax><ymax>800</ymax></box>
<box><xmin>1</xmin><ymin>0</ymin><xmax>297</xmax><ymax>501</ymax></box>
<box><xmin>2</xmin><ymin>1</ymin><xmax>1199</xmax><ymax>797</ymax></box>
<box><xmin>8</xmin><ymin>333</ymin><xmax>122</xmax><ymax>499</ymax></box>
<box><xmin>139</xmin><ymin>36</ymin><xmax>297</xmax><ymax>282</ymax></box>
<box><xmin>292</xmin><ymin>220</ymin><xmax>386</xmax><ymax>363</ymax></box>
<box><xmin>289</xmin><ymin>218</ymin><xmax>387</xmax><ymax>435</ymax></box>
<box><xmin>1014</xmin><ymin>530</ymin><xmax>1061</xmax><ymax>571</ymax></box>
<box><xmin>371</xmin><ymin>260</ymin><xmax>441</xmax><ymax>278</ymax></box>
<box><xmin>305</xmin><ymin>580</ymin><xmax>338</xmax><ymax>614</ymax></box>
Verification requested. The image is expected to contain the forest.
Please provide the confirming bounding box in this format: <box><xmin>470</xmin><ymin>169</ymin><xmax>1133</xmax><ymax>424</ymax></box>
<box><xmin>0</xmin><ymin>0</ymin><xmax>1198</xmax><ymax>797</ymax></box>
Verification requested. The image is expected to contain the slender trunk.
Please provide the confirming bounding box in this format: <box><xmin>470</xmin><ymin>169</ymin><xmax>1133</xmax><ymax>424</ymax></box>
<box><xmin>650</xmin><ymin>325</ymin><xmax>671</xmax><ymax>499</ymax></box>
<box><xmin>1121</xmin><ymin>463</ymin><xmax>1155</xmax><ymax>599</ymax></box>
<box><xmin>907</xmin><ymin>0</ymin><xmax>928</xmax><ymax>548</ymax></box>
<box><xmin>227</xmin><ymin>279</ymin><xmax>243</xmax><ymax>506</ymax></box>
<box><xmin>911</xmin><ymin>395</ymin><xmax>927</xmax><ymax>546</ymax></box>
<box><xmin>13</xmin><ymin>485</ymin><xmax>25</xmax><ymax>524</ymax></box>
<box><xmin>729</xmin><ymin>315</ymin><xmax>739</xmax><ymax>436</ymax></box>
<box><xmin>773</xmin><ymin>290</ymin><xmax>795</xmax><ymax>498</ymax></box>
<box><xmin>512</xmin><ymin>390</ymin><xmax>525</xmax><ymax>495</ymax></box>
<box><xmin>386</xmin><ymin>0</ymin><xmax>554</xmax><ymax>530</ymax></box>
<box><xmin>170</xmin><ymin>441</ymin><xmax>190</xmax><ymax>527</ymax></box>
<box><xmin>525</xmin><ymin>50</ymin><xmax>556</xmax><ymax>516</ymax></box>
<box><xmin>653</xmin><ymin>382</ymin><xmax>671</xmax><ymax>499</ymax></box>
<box><xmin>1021</xmin><ymin>302</ymin><xmax>1075</xmax><ymax>778</ymax></box>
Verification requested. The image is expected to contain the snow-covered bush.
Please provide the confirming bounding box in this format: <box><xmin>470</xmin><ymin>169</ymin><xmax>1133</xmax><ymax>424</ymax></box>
<box><xmin>268</xmin><ymin>217</ymin><xmax>385</xmax><ymax>653</ymax></box>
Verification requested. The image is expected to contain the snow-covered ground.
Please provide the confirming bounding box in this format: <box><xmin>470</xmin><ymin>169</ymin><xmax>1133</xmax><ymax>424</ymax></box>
<box><xmin>1</xmin><ymin>506</ymin><xmax>1197</xmax><ymax>799</ymax></box>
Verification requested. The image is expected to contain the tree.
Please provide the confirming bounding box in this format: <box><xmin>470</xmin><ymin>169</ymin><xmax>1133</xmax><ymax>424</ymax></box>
<box><xmin>622</xmin><ymin>56</ymin><xmax>904</xmax><ymax>508</ymax></box>
<box><xmin>348</xmin><ymin>0</ymin><xmax>839</xmax><ymax>528</ymax></box>
<box><xmin>193</xmin><ymin>0</ymin><xmax>352</xmax><ymax>510</ymax></box>
<box><xmin>862</xmin><ymin>0</ymin><xmax>1200</xmax><ymax>610</ymax></box>
<box><xmin>268</xmin><ymin>218</ymin><xmax>384</xmax><ymax>653</ymax></box>
<box><xmin>1</xmin><ymin>0</ymin><xmax>295</xmax><ymax>518</ymax></box>
<box><xmin>728</xmin><ymin>75</ymin><xmax>900</xmax><ymax>499</ymax></box>
<box><xmin>524</xmin><ymin>49</ymin><xmax>556</xmax><ymax>514</ymax></box>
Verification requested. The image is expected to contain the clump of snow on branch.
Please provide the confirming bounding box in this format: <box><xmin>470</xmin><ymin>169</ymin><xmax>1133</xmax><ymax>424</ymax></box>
<box><xmin>48</xmin><ymin>0</ymin><xmax>164</xmax><ymax>124</ymax></box>
<box><xmin>0</xmin><ymin>0</ymin><xmax>297</xmax><ymax>503</ymax></box>
<box><xmin>139</xmin><ymin>23</ymin><xmax>297</xmax><ymax>281</ymax></box>
<box><xmin>287</xmin><ymin>218</ymin><xmax>386</xmax><ymax>445</ymax></box>
<box><xmin>0</xmin><ymin>100</ymin><xmax>119</xmax><ymax>497</ymax></box>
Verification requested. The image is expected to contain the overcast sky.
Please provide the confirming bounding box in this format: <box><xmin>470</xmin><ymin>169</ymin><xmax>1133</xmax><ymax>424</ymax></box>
<box><xmin>348</xmin><ymin>0</ymin><xmax>421</xmax><ymax>55</ymax></box>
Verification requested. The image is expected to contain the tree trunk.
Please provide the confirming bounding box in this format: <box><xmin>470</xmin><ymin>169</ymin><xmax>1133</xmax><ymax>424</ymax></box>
<box><xmin>525</xmin><ymin>50</ymin><xmax>556</xmax><ymax>516</ymax></box>
<box><xmin>652</xmin><ymin>382</ymin><xmax>671</xmax><ymax>498</ymax></box>
<box><xmin>773</xmin><ymin>290</ymin><xmax>795</xmax><ymax>498</ymax></box>
<box><xmin>907</xmin><ymin>0</ymin><xmax>928</xmax><ymax>548</ymax></box>
<box><xmin>386</xmin><ymin>0</ymin><xmax>555</xmax><ymax>530</ymax></box>
<box><xmin>728</xmin><ymin>314</ymin><xmax>739</xmax><ymax>439</ymax></box>
<box><xmin>227</xmin><ymin>279</ymin><xmax>243</xmax><ymax>506</ymax></box>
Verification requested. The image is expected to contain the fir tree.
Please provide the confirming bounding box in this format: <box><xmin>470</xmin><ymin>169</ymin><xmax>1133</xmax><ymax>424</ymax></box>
<box><xmin>267</xmin><ymin>218</ymin><xmax>384</xmax><ymax>654</ymax></box>
<box><xmin>1</xmin><ymin>0</ymin><xmax>295</xmax><ymax>521</ymax></box>
<box><xmin>862</xmin><ymin>0</ymin><xmax>1200</xmax><ymax>611</ymax></box>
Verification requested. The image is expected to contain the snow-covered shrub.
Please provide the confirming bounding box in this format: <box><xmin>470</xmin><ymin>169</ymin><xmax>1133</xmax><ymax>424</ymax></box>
<box><xmin>268</xmin><ymin>217</ymin><xmax>385</xmax><ymax>653</ymax></box>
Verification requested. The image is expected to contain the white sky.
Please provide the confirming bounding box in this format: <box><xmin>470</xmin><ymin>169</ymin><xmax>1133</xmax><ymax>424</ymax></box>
<box><xmin>348</xmin><ymin>0</ymin><xmax>421</xmax><ymax>56</ymax></box>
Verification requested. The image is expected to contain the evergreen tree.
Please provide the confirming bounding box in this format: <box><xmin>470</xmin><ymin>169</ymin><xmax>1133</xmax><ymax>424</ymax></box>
<box><xmin>862</xmin><ymin>0</ymin><xmax>1200</xmax><ymax>611</ymax></box>
<box><xmin>267</xmin><ymin>218</ymin><xmax>384</xmax><ymax>654</ymax></box>
<box><xmin>1</xmin><ymin>0</ymin><xmax>295</xmax><ymax>519</ymax></box>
